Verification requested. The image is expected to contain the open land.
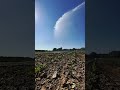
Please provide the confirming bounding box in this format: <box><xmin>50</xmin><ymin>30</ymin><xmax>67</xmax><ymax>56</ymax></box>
<box><xmin>86</xmin><ymin>57</ymin><xmax>120</xmax><ymax>90</ymax></box>
<box><xmin>35</xmin><ymin>51</ymin><xmax>85</xmax><ymax>90</ymax></box>
<box><xmin>0</xmin><ymin>57</ymin><xmax>34</xmax><ymax>90</ymax></box>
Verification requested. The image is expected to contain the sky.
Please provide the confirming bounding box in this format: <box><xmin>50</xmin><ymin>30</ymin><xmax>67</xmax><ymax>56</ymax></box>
<box><xmin>0</xmin><ymin>0</ymin><xmax>34</xmax><ymax>57</ymax></box>
<box><xmin>86</xmin><ymin>0</ymin><xmax>120</xmax><ymax>53</ymax></box>
<box><xmin>35</xmin><ymin>0</ymin><xmax>85</xmax><ymax>50</ymax></box>
<box><xmin>0</xmin><ymin>0</ymin><xmax>119</xmax><ymax>57</ymax></box>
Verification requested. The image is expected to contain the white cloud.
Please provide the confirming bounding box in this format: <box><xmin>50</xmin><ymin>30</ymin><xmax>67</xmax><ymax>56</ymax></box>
<box><xmin>35</xmin><ymin>1</ymin><xmax>40</xmax><ymax>23</ymax></box>
<box><xmin>35</xmin><ymin>1</ymin><xmax>44</xmax><ymax>24</ymax></box>
<box><xmin>54</xmin><ymin>2</ymin><xmax>85</xmax><ymax>38</ymax></box>
<box><xmin>72</xmin><ymin>2</ymin><xmax>85</xmax><ymax>12</ymax></box>
<box><xmin>35</xmin><ymin>7</ymin><xmax>38</xmax><ymax>22</ymax></box>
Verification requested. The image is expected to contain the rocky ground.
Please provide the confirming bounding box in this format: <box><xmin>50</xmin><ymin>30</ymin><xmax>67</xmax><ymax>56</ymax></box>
<box><xmin>35</xmin><ymin>51</ymin><xmax>85</xmax><ymax>90</ymax></box>
<box><xmin>0</xmin><ymin>57</ymin><xmax>34</xmax><ymax>90</ymax></box>
<box><xmin>96</xmin><ymin>58</ymin><xmax>120</xmax><ymax>90</ymax></box>
<box><xmin>86</xmin><ymin>58</ymin><xmax>120</xmax><ymax>90</ymax></box>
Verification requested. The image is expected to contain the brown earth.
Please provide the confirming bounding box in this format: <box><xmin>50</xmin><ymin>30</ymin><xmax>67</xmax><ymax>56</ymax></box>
<box><xmin>0</xmin><ymin>61</ymin><xmax>34</xmax><ymax>90</ymax></box>
<box><xmin>35</xmin><ymin>51</ymin><xmax>85</xmax><ymax>90</ymax></box>
<box><xmin>86</xmin><ymin>58</ymin><xmax>120</xmax><ymax>90</ymax></box>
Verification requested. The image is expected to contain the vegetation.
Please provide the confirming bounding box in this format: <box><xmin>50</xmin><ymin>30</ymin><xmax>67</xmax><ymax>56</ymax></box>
<box><xmin>35</xmin><ymin>64</ymin><xmax>46</xmax><ymax>73</ymax></box>
<box><xmin>52</xmin><ymin>47</ymin><xmax>85</xmax><ymax>51</ymax></box>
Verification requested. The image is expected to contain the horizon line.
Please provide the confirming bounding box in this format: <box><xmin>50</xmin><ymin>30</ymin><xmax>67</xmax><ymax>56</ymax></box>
<box><xmin>35</xmin><ymin>47</ymin><xmax>85</xmax><ymax>50</ymax></box>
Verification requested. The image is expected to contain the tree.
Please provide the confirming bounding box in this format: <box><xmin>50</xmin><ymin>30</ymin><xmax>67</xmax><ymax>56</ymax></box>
<box><xmin>89</xmin><ymin>52</ymin><xmax>97</xmax><ymax>58</ymax></box>
<box><xmin>73</xmin><ymin>48</ymin><xmax>76</xmax><ymax>50</ymax></box>
<box><xmin>53</xmin><ymin>48</ymin><xmax>57</xmax><ymax>51</ymax></box>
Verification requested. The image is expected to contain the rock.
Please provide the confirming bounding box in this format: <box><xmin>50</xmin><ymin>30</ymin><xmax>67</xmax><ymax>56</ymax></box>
<box><xmin>71</xmin><ymin>83</ymin><xmax>76</xmax><ymax>89</ymax></box>
<box><xmin>41</xmin><ymin>86</ymin><xmax>46</xmax><ymax>90</ymax></box>
<box><xmin>72</xmin><ymin>70</ymin><xmax>77</xmax><ymax>75</ymax></box>
<box><xmin>35</xmin><ymin>78</ymin><xmax>40</xmax><ymax>81</ymax></box>
<box><xmin>52</xmin><ymin>71</ymin><xmax>57</xmax><ymax>79</ymax></box>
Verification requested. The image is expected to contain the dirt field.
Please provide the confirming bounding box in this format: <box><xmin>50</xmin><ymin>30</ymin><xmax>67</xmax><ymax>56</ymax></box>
<box><xmin>35</xmin><ymin>51</ymin><xmax>85</xmax><ymax>90</ymax></box>
<box><xmin>86</xmin><ymin>57</ymin><xmax>120</xmax><ymax>90</ymax></box>
<box><xmin>0</xmin><ymin>57</ymin><xmax>34</xmax><ymax>90</ymax></box>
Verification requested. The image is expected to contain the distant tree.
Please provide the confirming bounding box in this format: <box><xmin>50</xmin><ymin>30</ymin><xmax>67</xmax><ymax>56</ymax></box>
<box><xmin>80</xmin><ymin>47</ymin><xmax>85</xmax><ymax>51</ymax></box>
<box><xmin>53</xmin><ymin>48</ymin><xmax>57</xmax><ymax>51</ymax></box>
<box><xmin>89</xmin><ymin>52</ymin><xmax>97</xmax><ymax>58</ymax></box>
<box><xmin>58</xmin><ymin>47</ymin><xmax>62</xmax><ymax>51</ymax></box>
<box><xmin>90</xmin><ymin>52</ymin><xmax>97</xmax><ymax>55</ymax></box>
<box><xmin>73</xmin><ymin>48</ymin><xmax>76</xmax><ymax>50</ymax></box>
<box><xmin>109</xmin><ymin>51</ymin><xmax>120</xmax><ymax>57</ymax></box>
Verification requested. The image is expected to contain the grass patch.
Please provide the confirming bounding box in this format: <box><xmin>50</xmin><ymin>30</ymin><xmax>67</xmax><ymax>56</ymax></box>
<box><xmin>35</xmin><ymin>64</ymin><xmax>46</xmax><ymax>73</ymax></box>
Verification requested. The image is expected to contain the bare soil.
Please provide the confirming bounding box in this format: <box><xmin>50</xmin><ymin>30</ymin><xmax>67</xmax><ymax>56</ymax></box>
<box><xmin>35</xmin><ymin>51</ymin><xmax>85</xmax><ymax>90</ymax></box>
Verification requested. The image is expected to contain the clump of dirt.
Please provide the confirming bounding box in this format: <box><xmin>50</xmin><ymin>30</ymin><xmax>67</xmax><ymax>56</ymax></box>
<box><xmin>35</xmin><ymin>51</ymin><xmax>85</xmax><ymax>90</ymax></box>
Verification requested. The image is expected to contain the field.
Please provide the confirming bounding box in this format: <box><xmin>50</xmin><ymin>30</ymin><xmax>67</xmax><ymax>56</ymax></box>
<box><xmin>86</xmin><ymin>57</ymin><xmax>120</xmax><ymax>90</ymax></box>
<box><xmin>0</xmin><ymin>57</ymin><xmax>34</xmax><ymax>90</ymax></box>
<box><xmin>35</xmin><ymin>51</ymin><xmax>85</xmax><ymax>90</ymax></box>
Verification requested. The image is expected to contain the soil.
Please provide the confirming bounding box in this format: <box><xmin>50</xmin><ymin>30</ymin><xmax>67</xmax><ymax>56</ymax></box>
<box><xmin>35</xmin><ymin>51</ymin><xmax>85</xmax><ymax>90</ymax></box>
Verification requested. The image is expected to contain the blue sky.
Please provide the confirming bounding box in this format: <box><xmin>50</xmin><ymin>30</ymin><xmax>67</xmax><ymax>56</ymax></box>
<box><xmin>35</xmin><ymin>0</ymin><xmax>85</xmax><ymax>50</ymax></box>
